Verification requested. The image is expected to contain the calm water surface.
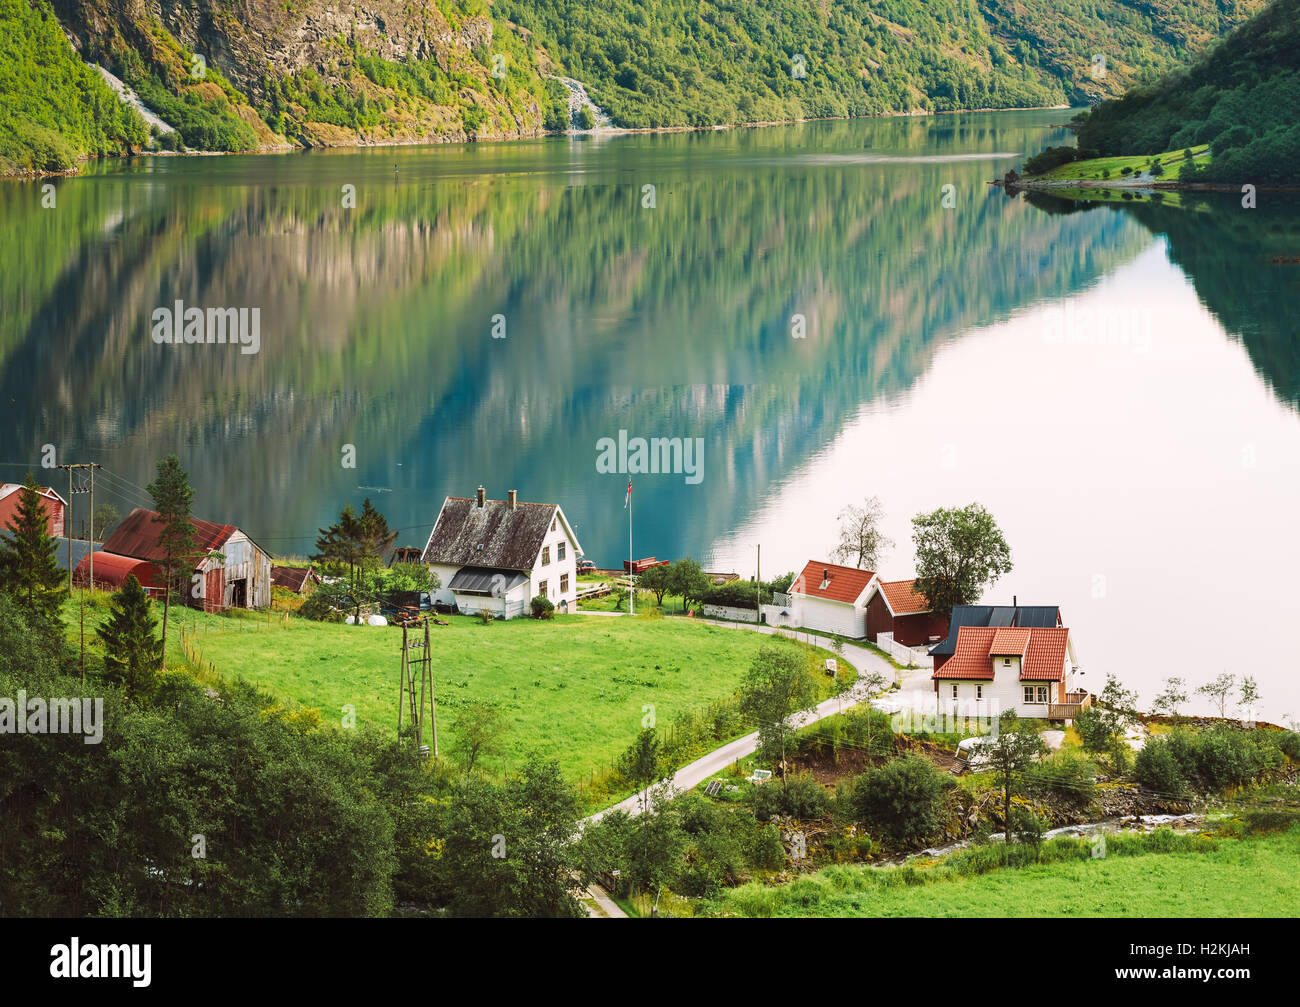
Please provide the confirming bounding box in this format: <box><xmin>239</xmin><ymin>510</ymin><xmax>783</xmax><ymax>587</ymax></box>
<box><xmin>3</xmin><ymin>111</ymin><xmax>1298</xmax><ymax>717</ymax></box>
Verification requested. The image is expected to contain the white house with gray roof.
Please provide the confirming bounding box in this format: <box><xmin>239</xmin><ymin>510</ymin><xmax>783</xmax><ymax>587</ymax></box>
<box><xmin>421</xmin><ymin>487</ymin><xmax>584</xmax><ymax>618</ymax></box>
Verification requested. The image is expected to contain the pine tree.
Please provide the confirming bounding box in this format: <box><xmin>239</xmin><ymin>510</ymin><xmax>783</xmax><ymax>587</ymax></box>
<box><xmin>0</xmin><ymin>473</ymin><xmax>67</xmax><ymax>634</ymax></box>
<box><xmin>97</xmin><ymin>574</ymin><xmax>163</xmax><ymax>704</ymax></box>
<box><xmin>146</xmin><ymin>455</ymin><xmax>199</xmax><ymax>668</ymax></box>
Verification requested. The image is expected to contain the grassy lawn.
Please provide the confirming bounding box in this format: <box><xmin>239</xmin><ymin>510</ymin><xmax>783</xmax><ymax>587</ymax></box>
<box><xmin>62</xmin><ymin>596</ymin><xmax>852</xmax><ymax>787</ymax></box>
<box><xmin>705</xmin><ymin>825</ymin><xmax>1300</xmax><ymax>917</ymax></box>
<box><xmin>1031</xmin><ymin>144</ymin><xmax>1210</xmax><ymax>182</ymax></box>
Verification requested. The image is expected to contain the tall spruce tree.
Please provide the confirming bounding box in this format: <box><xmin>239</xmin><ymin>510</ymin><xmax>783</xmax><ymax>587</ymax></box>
<box><xmin>0</xmin><ymin>473</ymin><xmax>67</xmax><ymax>634</ymax></box>
<box><xmin>97</xmin><ymin>574</ymin><xmax>163</xmax><ymax>704</ymax></box>
<box><xmin>146</xmin><ymin>455</ymin><xmax>199</xmax><ymax>668</ymax></box>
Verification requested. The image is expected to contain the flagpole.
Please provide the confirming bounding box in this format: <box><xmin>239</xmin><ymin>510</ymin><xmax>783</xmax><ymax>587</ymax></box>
<box><xmin>628</xmin><ymin>480</ymin><xmax>634</xmax><ymax>615</ymax></box>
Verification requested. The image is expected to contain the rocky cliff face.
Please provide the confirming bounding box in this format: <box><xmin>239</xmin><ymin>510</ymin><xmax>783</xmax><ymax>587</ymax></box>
<box><xmin>54</xmin><ymin>0</ymin><xmax>552</xmax><ymax>147</ymax></box>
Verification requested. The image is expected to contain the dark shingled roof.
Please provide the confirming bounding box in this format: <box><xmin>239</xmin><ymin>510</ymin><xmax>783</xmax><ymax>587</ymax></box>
<box><xmin>422</xmin><ymin>497</ymin><xmax>558</xmax><ymax>572</ymax></box>
<box><xmin>929</xmin><ymin>604</ymin><xmax>1061</xmax><ymax>657</ymax></box>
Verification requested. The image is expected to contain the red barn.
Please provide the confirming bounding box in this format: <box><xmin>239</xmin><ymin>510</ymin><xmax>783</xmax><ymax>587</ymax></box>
<box><xmin>864</xmin><ymin>578</ymin><xmax>949</xmax><ymax>647</ymax></box>
<box><xmin>73</xmin><ymin>552</ymin><xmax>164</xmax><ymax>596</ymax></box>
<box><xmin>79</xmin><ymin>507</ymin><xmax>272</xmax><ymax>611</ymax></box>
<box><xmin>0</xmin><ymin>483</ymin><xmax>67</xmax><ymax>538</ymax></box>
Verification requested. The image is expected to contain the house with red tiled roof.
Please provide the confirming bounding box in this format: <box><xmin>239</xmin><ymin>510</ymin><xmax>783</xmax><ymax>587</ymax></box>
<box><xmin>932</xmin><ymin>623</ymin><xmax>1087</xmax><ymax>721</ymax></box>
<box><xmin>74</xmin><ymin>507</ymin><xmax>271</xmax><ymax>611</ymax></box>
<box><xmin>863</xmin><ymin>578</ymin><xmax>949</xmax><ymax>647</ymax></box>
<box><xmin>783</xmin><ymin>560</ymin><xmax>880</xmax><ymax>638</ymax></box>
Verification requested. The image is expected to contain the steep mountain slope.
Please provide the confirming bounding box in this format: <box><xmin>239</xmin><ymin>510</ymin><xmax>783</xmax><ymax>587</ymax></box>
<box><xmin>51</xmin><ymin>0</ymin><xmax>567</xmax><ymax>150</ymax></box>
<box><xmin>1077</xmin><ymin>0</ymin><xmax>1300</xmax><ymax>183</ymax></box>
<box><xmin>493</xmin><ymin>0</ymin><xmax>1265</xmax><ymax>127</ymax></box>
<box><xmin>0</xmin><ymin>0</ymin><xmax>146</xmax><ymax>172</ymax></box>
<box><xmin>0</xmin><ymin>0</ymin><xmax>1268</xmax><ymax>171</ymax></box>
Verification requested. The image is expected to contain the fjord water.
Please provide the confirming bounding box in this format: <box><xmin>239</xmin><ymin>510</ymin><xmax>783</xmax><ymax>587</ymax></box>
<box><xmin>3</xmin><ymin>110</ymin><xmax>1298</xmax><ymax>718</ymax></box>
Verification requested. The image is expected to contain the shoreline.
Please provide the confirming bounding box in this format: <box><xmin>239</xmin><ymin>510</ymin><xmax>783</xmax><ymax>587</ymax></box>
<box><xmin>4</xmin><ymin>103</ymin><xmax>1074</xmax><ymax>181</ymax></box>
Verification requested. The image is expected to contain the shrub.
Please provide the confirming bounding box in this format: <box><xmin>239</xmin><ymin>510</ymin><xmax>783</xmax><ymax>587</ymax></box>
<box><xmin>1196</xmin><ymin>726</ymin><xmax>1262</xmax><ymax>788</ymax></box>
<box><xmin>749</xmin><ymin>774</ymin><xmax>829</xmax><ymax>820</ymax></box>
<box><xmin>1134</xmin><ymin>738</ymin><xmax>1186</xmax><ymax>796</ymax></box>
<box><xmin>297</xmin><ymin>586</ymin><xmax>346</xmax><ymax>622</ymax></box>
<box><xmin>851</xmin><ymin>755</ymin><xmax>954</xmax><ymax>845</ymax></box>
<box><xmin>1025</xmin><ymin>750</ymin><xmax>1097</xmax><ymax>807</ymax></box>
<box><xmin>530</xmin><ymin>594</ymin><xmax>555</xmax><ymax>619</ymax></box>
<box><xmin>1278</xmin><ymin>731</ymin><xmax>1300</xmax><ymax>761</ymax></box>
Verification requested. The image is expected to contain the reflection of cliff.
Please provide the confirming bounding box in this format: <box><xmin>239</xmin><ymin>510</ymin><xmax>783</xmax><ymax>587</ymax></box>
<box><xmin>1021</xmin><ymin>191</ymin><xmax>1300</xmax><ymax>410</ymax></box>
<box><xmin>1</xmin><ymin>120</ymin><xmax>1150</xmax><ymax>561</ymax></box>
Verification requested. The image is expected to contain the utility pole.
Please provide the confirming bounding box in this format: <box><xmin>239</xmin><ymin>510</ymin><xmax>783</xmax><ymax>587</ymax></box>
<box><xmin>79</xmin><ymin>519</ymin><xmax>86</xmax><ymax>683</ymax></box>
<box><xmin>56</xmin><ymin>462</ymin><xmax>101</xmax><ymax>589</ymax></box>
<box><xmin>756</xmin><ymin>544</ymin><xmax>761</xmax><ymax>619</ymax></box>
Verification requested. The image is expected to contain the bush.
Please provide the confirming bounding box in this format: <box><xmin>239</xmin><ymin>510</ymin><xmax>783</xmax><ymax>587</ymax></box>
<box><xmin>1278</xmin><ymin>731</ymin><xmax>1300</xmax><ymax>761</ymax></box>
<box><xmin>530</xmin><ymin>594</ymin><xmax>555</xmax><ymax>619</ymax></box>
<box><xmin>850</xmin><ymin>755</ymin><xmax>954</xmax><ymax>845</ymax></box>
<box><xmin>749</xmin><ymin>774</ymin><xmax>830</xmax><ymax>821</ymax></box>
<box><xmin>1025</xmin><ymin>750</ymin><xmax>1097</xmax><ymax>807</ymax></box>
<box><xmin>1134</xmin><ymin>738</ymin><xmax>1186</xmax><ymax>796</ymax></box>
<box><xmin>298</xmin><ymin>586</ymin><xmax>346</xmax><ymax>622</ymax></box>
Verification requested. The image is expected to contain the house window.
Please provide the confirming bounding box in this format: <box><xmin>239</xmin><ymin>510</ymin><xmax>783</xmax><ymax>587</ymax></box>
<box><xmin>560</xmin><ymin>573</ymin><xmax>569</xmax><ymax>593</ymax></box>
<box><xmin>951</xmin><ymin>684</ymin><xmax>958</xmax><ymax>700</ymax></box>
<box><xmin>542</xmin><ymin>546</ymin><xmax>550</xmax><ymax>565</ymax></box>
<box><xmin>1037</xmin><ymin>686</ymin><xmax>1049</xmax><ymax>704</ymax></box>
<box><xmin>976</xmin><ymin>685</ymin><xmax>983</xmax><ymax>701</ymax></box>
<box><xmin>558</xmin><ymin>542</ymin><xmax>566</xmax><ymax>562</ymax></box>
<box><xmin>539</xmin><ymin>580</ymin><xmax>548</xmax><ymax>597</ymax></box>
<box><xmin>1003</xmin><ymin>657</ymin><xmax>1011</xmax><ymax>666</ymax></box>
<box><xmin>552</xmin><ymin>519</ymin><xmax>557</xmax><ymax>531</ymax></box>
<box><xmin>1023</xmin><ymin>686</ymin><xmax>1035</xmax><ymax>704</ymax></box>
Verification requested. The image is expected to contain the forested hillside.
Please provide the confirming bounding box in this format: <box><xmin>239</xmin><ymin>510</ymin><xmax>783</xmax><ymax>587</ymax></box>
<box><xmin>1077</xmin><ymin>0</ymin><xmax>1300</xmax><ymax>183</ymax></box>
<box><xmin>0</xmin><ymin>0</ymin><xmax>1268</xmax><ymax>173</ymax></box>
<box><xmin>0</xmin><ymin>0</ymin><xmax>145</xmax><ymax>173</ymax></box>
<box><xmin>495</xmin><ymin>0</ymin><xmax>1264</xmax><ymax>127</ymax></box>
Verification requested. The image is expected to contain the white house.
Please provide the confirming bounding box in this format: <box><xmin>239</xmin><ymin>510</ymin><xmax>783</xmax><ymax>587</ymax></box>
<box><xmin>421</xmin><ymin>487</ymin><xmax>584</xmax><ymax>618</ymax></box>
<box><xmin>931</xmin><ymin>625</ymin><xmax>1084</xmax><ymax>720</ymax></box>
<box><xmin>782</xmin><ymin>560</ymin><xmax>879</xmax><ymax>638</ymax></box>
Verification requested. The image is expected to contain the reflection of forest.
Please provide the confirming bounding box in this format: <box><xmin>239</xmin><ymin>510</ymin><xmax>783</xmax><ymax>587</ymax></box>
<box><xmin>0</xmin><ymin>123</ymin><xmax>1150</xmax><ymax>558</ymax></box>
<box><xmin>1021</xmin><ymin>190</ymin><xmax>1300</xmax><ymax>410</ymax></box>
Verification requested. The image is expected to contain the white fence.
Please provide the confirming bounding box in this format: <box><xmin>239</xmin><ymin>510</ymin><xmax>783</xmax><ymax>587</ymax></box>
<box><xmin>701</xmin><ymin>604</ymin><xmax>760</xmax><ymax>623</ymax></box>
<box><xmin>874</xmin><ymin>631</ymin><xmax>934</xmax><ymax>669</ymax></box>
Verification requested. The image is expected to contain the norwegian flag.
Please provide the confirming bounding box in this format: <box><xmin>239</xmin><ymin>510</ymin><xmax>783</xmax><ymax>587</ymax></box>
<box><xmin>624</xmin><ymin>478</ymin><xmax>632</xmax><ymax>509</ymax></box>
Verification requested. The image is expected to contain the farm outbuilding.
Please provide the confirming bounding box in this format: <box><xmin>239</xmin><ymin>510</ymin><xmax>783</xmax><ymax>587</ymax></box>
<box><xmin>98</xmin><ymin>507</ymin><xmax>272</xmax><ymax>611</ymax></box>
<box><xmin>72</xmin><ymin>551</ymin><xmax>163</xmax><ymax>595</ymax></box>
<box><xmin>0</xmin><ymin>483</ymin><xmax>67</xmax><ymax>538</ymax></box>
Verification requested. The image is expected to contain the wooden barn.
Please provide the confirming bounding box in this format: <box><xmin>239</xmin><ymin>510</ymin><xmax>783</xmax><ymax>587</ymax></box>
<box><xmin>864</xmin><ymin>579</ymin><xmax>949</xmax><ymax>647</ymax></box>
<box><xmin>271</xmin><ymin>564</ymin><xmax>321</xmax><ymax>594</ymax></box>
<box><xmin>0</xmin><ymin>482</ymin><xmax>67</xmax><ymax>538</ymax></box>
<box><xmin>77</xmin><ymin>507</ymin><xmax>272</xmax><ymax>611</ymax></box>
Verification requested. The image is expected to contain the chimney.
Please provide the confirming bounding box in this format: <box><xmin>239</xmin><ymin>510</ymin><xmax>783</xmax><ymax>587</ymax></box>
<box><xmin>1013</xmin><ymin>594</ymin><xmax>1017</xmax><ymax>607</ymax></box>
<box><xmin>508</xmin><ymin>489</ymin><xmax>517</xmax><ymax>510</ymax></box>
<box><xmin>476</xmin><ymin>486</ymin><xmax>486</xmax><ymax>508</ymax></box>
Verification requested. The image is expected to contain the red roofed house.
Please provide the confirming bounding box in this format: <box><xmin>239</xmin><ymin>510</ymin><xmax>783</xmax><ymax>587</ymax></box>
<box><xmin>864</xmin><ymin>578</ymin><xmax>949</xmax><ymax>647</ymax></box>
<box><xmin>74</xmin><ymin>507</ymin><xmax>271</xmax><ymax>611</ymax></box>
<box><xmin>932</xmin><ymin>624</ymin><xmax>1087</xmax><ymax>721</ymax></box>
<box><xmin>786</xmin><ymin>560</ymin><xmax>879</xmax><ymax>638</ymax></box>
<box><xmin>0</xmin><ymin>483</ymin><xmax>67</xmax><ymax>538</ymax></box>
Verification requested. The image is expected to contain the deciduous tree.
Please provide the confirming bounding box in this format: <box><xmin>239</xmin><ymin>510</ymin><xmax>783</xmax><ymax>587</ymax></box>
<box><xmin>912</xmin><ymin>503</ymin><xmax>1013</xmax><ymax>621</ymax></box>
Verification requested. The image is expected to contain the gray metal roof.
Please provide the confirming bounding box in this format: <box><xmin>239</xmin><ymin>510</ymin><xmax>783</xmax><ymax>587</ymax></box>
<box><xmin>929</xmin><ymin>604</ymin><xmax>1061</xmax><ymax>656</ymax></box>
<box><xmin>447</xmin><ymin>567</ymin><xmax>528</xmax><ymax>597</ymax></box>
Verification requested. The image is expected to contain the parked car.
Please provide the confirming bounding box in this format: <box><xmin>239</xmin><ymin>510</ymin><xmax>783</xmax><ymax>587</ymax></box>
<box><xmin>578</xmin><ymin>560</ymin><xmax>596</xmax><ymax>573</ymax></box>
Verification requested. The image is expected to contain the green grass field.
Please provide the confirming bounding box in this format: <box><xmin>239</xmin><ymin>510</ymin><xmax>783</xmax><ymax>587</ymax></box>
<box><xmin>63</xmin><ymin>596</ymin><xmax>852</xmax><ymax>785</ymax></box>
<box><xmin>1031</xmin><ymin>144</ymin><xmax>1211</xmax><ymax>182</ymax></box>
<box><xmin>705</xmin><ymin>825</ymin><xmax>1300</xmax><ymax>917</ymax></box>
